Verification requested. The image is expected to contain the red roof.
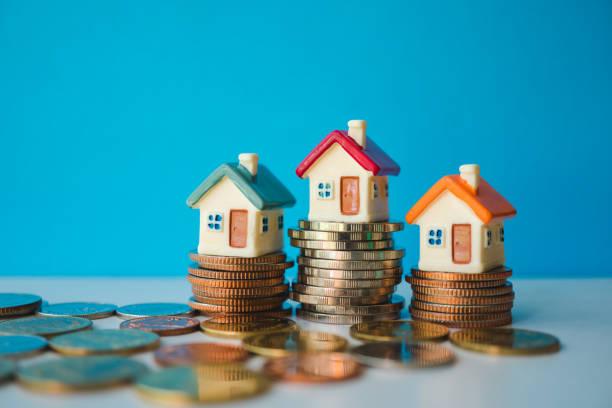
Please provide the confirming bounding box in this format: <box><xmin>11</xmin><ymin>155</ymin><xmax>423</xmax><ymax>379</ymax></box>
<box><xmin>296</xmin><ymin>130</ymin><xmax>400</xmax><ymax>178</ymax></box>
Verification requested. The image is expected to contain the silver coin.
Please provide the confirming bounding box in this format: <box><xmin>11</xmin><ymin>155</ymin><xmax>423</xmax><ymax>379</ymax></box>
<box><xmin>290</xmin><ymin>239</ymin><xmax>395</xmax><ymax>250</ymax></box>
<box><xmin>0</xmin><ymin>335</ymin><xmax>48</xmax><ymax>359</ymax></box>
<box><xmin>290</xmin><ymin>292</ymin><xmax>391</xmax><ymax>306</ymax></box>
<box><xmin>288</xmin><ymin>229</ymin><xmax>392</xmax><ymax>241</ymax></box>
<box><xmin>291</xmin><ymin>283</ymin><xmax>395</xmax><ymax>298</ymax></box>
<box><xmin>298</xmin><ymin>220</ymin><xmax>404</xmax><ymax>232</ymax></box>
<box><xmin>298</xmin><ymin>275</ymin><xmax>400</xmax><ymax>289</ymax></box>
<box><xmin>298</xmin><ymin>257</ymin><xmax>402</xmax><ymax>271</ymax></box>
<box><xmin>301</xmin><ymin>248</ymin><xmax>405</xmax><ymax>261</ymax></box>
<box><xmin>297</xmin><ymin>309</ymin><xmax>400</xmax><ymax>325</ymax></box>
<box><xmin>301</xmin><ymin>295</ymin><xmax>405</xmax><ymax>316</ymax></box>
<box><xmin>39</xmin><ymin>302</ymin><xmax>117</xmax><ymax>320</ymax></box>
<box><xmin>116</xmin><ymin>303</ymin><xmax>193</xmax><ymax>320</ymax></box>
<box><xmin>0</xmin><ymin>293</ymin><xmax>42</xmax><ymax>317</ymax></box>
<box><xmin>299</xmin><ymin>266</ymin><xmax>403</xmax><ymax>280</ymax></box>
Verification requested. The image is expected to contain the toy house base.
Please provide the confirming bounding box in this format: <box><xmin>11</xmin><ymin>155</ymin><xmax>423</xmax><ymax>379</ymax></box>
<box><xmin>416</xmin><ymin>261</ymin><xmax>508</xmax><ymax>275</ymax></box>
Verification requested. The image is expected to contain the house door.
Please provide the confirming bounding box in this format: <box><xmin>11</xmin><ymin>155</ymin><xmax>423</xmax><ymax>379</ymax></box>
<box><xmin>452</xmin><ymin>224</ymin><xmax>471</xmax><ymax>264</ymax></box>
<box><xmin>340</xmin><ymin>177</ymin><xmax>360</xmax><ymax>215</ymax></box>
<box><xmin>229</xmin><ymin>210</ymin><xmax>248</xmax><ymax>248</ymax></box>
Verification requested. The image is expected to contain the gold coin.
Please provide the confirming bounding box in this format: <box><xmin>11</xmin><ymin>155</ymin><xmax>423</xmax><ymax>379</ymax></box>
<box><xmin>290</xmin><ymin>292</ymin><xmax>390</xmax><ymax>306</ymax></box>
<box><xmin>411</xmin><ymin>299</ymin><xmax>513</xmax><ymax>314</ymax></box>
<box><xmin>190</xmin><ymin>294</ymin><xmax>287</xmax><ymax>307</ymax></box>
<box><xmin>298</xmin><ymin>275</ymin><xmax>401</xmax><ymax>289</ymax></box>
<box><xmin>299</xmin><ymin>266</ymin><xmax>403</xmax><ymax>280</ymax></box>
<box><xmin>192</xmin><ymin>283</ymin><xmax>289</xmax><ymax>298</ymax></box>
<box><xmin>119</xmin><ymin>316</ymin><xmax>200</xmax><ymax>336</ymax></box>
<box><xmin>189</xmin><ymin>251</ymin><xmax>286</xmax><ymax>265</ymax></box>
<box><xmin>449</xmin><ymin>328</ymin><xmax>561</xmax><ymax>355</ymax></box>
<box><xmin>413</xmin><ymin>292</ymin><xmax>515</xmax><ymax>305</ymax></box>
<box><xmin>288</xmin><ymin>229</ymin><xmax>392</xmax><ymax>241</ymax></box>
<box><xmin>297</xmin><ymin>309</ymin><xmax>400</xmax><ymax>325</ymax></box>
<box><xmin>193</xmin><ymin>261</ymin><xmax>293</xmax><ymax>272</ymax></box>
<box><xmin>188</xmin><ymin>275</ymin><xmax>285</xmax><ymax>288</ymax></box>
<box><xmin>410</xmin><ymin>307</ymin><xmax>512</xmax><ymax>322</ymax></box>
<box><xmin>49</xmin><ymin>329</ymin><xmax>160</xmax><ymax>356</ymax></box>
<box><xmin>302</xmin><ymin>295</ymin><xmax>405</xmax><ymax>316</ymax></box>
<box><xmin>350</xmin><ymin>319</ymin><xmax>449</xmax><ymax>342</ymax></box>
<box><xmin>406</xmin><ymin>276</ymin><xmax>507</xmax><ymax>289</ymax></box>
<box><xmin>298</xmin><ymin>256</ymin><xmax>402</xmax><ymax>271</ymax></box>
<box><xmin>197</xmin><ymin>302</ymin><xmax>293</xmax><ymax>318</ymax></box>
<box><xmin>242</xmin><ymin>330</ymin><xmax>348</xmax><ymax>357</ymax></box>
<box><xmin>413</xmin><ymin>314</ymin><xmax>512</xmax><ymax>328</ymax></box>
<box><xmin>201</xmin><ymin>316</ymin><xmax>297</xmax><ymax>339</ymax></box>
<box><xmin>411</xmin><ymin>266</ymin><xmax>513</xmax><ymax>281</ymax></box>
<box><xmin>0</xmin><ymin>316</ymin><xmax>92</xmax><ymax>338</ymax></box>
<box><xmin>154</xmin><ymin>343</ymin><xmax>250</xmax><ymax>366</ymax></box>
<box><xmin>411</xmin><ymin>283</ymin><xmax>513</xmax><ymax>297</ymax></box>
<box><xmin>188</xmin><ymin>298</ymin><xmax>286</xmax><ymax>314</ymax></box>
<box><xmin>351</xmin><ymin>341</ymin><xmax>455</xmax><ymax>368</ymax></box>
<box><xmin>263</xmin><ymin>352</ymin><xmax>362</xmax><ymax>383</ymax></box>
<box><xmin>301</xmin><ymin>248</ymin><xmax>405</xmax><ymax>261</ymax></box>
<box><xmin>292</xmin><ymin>283</ymin><xmax>395</xmax><ymax>298</ymax></box>
<box><xmin>188</xmin><ymin>266</ymin><xmax>285</xmax><ymax>280</ymax></box>
<box><xmin>291</xmin><ymin>239</ymin><xmax>394</xmax><ymax>250</ymax></box>
<box><xmin>0</xmin><ymin>359</ymin><xmax>15</xmax><ymax>383</ymax></box>
<box><xmin>298</xmin><ymin>220</ymin><xmax>404</xmax><ymax>232</ymax></box>
<box><xmin>136</xmin><ymin>364</ymin><xmax>270</xmax><ymax>404</ymax></box>
<box><xmin>0</xmin><ymin>335</ymin><xmax>48</xmax><ymax>359</ymax></box>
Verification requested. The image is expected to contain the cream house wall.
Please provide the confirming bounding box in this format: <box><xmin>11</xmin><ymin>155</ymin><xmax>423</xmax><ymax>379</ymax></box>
<box><xmin>192</xmin><ymin>176</ymin><xmax>284</xmax><ymax>257</ymax></box>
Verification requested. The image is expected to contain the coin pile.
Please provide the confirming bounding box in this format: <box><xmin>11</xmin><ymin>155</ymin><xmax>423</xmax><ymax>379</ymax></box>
<box><xmin>289</xmin><ymin>220</ymin><xmax>405</xmax><ymax>324</ymax></box>
<box><xmin>406</xmin><ymin>267</ymin><xmax>514</xmax><ymax>328</ymax></box>
<box><xmin>187</xmin><ymin>252</ymin><xmax>292</xmax><ymax>316</ymax></box>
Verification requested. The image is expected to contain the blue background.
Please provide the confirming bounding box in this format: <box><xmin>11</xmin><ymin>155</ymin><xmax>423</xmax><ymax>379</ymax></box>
<box><xmin>1</xmin><ymin>0</ymin><xmax>611</xmax><ymax>277</ymax></box>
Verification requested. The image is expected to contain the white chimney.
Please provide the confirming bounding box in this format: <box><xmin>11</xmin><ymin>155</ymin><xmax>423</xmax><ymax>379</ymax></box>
<box><xmin>239</xmin><ymin>153</ymin><xmax>259</xmax><ymax>176</ymax></box>
<box><xmin>459</xmin><ymin>164</ymin><xmax>480</xmax><ymax>192</ymax></box>
<box><xmin>348</xmin><ymin>119</ymin><xmax>367</xmax><ymax>147</ymax></box>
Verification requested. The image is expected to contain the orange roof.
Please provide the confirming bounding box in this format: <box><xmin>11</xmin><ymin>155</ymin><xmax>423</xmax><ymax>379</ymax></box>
<box><xmin>405</xmin><ymin>175</ymin><xmax>517</xmax><ymax>224</ymax></box>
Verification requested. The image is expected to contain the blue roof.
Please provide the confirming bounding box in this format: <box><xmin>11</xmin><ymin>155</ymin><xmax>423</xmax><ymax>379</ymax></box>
<box><xmin>186</xmin><ymin>162</ymin><xmax>296</xmax><ymax>210</ymax></box>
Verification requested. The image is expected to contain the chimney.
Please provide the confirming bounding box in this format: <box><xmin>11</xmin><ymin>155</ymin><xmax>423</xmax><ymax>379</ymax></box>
<box><xmin>348</xmin><ymin>119</ymin><xmax>367</xmax><ymax>147</ymax></box>
<box><xmin>239</xmin><ymin>153</ymin><xmax>259</xmax><ymax>176</ymax></box>
<box><xmin>459</xmin><ymin>164</ymin><xmax>480</xmax><ymax>192</ymax></box>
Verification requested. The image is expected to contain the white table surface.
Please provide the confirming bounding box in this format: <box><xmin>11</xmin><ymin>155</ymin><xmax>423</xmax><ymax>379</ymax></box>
<box><xmin>0</xmin><ymin>277</ymin><xmax>610</xmax><ymax>408</ymax></box>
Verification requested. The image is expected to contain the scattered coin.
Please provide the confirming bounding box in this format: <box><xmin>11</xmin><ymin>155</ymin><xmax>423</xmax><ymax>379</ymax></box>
<box><xmin>201</xmin><ymin>316</ymin><xmax>297</xmax><ymax>339</ymax></box>
<box><xmin>188</xmin><ymin>266</ymin><xmax>286</xmax><ymax>280</ymax></box>
<box><xmin>297</xmin><ymin>309</ymin><xmax>400</xmax><ymax>325</ymax></box>
<box><xmin>350</xmin><ymin>320</ymin><xmax>449</xmax><ymax>343</ymax></box>
<box><xmin>192</xmin><ymin>282</ymin><xmax>289</xmax><ymax>298</ymax></box>
<box><xmin>351</xmin><ymin>341</ymin><xmax>455</xmax><ymax>368</ymax></box>
<box><xmin>410</xmin><ymin>307</ymin><xmax>512</xmax><ymax>322</ymax></box>
<box><xmin>290</xmin><ymin>292</ymin><xmax>390</xmax><ymax>306</ymax></box>
<box><xmin>412</xmin><ymin>292</ymin><xmax>515</xmax><ymax>306</ymax></box>
<box><xmin>0</xmin><ymin>293</ymin><xmax>42</xmax><ymax>317</ymax></box>
<box><xmin>50</xmin><ymin>329</ymin><xmax>160</xmax><ymax>355</ymax></box>
<box><xmin>194</xmin><ymin>261</ymin><xmax>294</xmax><ymax>272</ymax></box>
<box><xmin>0</xmin><ymin>335</ymin><xmax>48</xmax><ymax>359</ymax></box>
<box><xmin>0</xmin><ymin>359</ymin><xmax>15</xmax><ymax>383</ymax></box>
<box><xmin>411</xmin><ymin>267</ymin><xmax>513</xmax><ymax>281</ymax></box>
<box><xmin>449</xmin><ymin>328</ymin><xmax>561</xmax><ymax>355</ymax></box>
<box><xmin>298</xmin><ymin>256</ymin><xmax>402</xmax><ymax>271</ymax></box>
<box><xmin>292</xmin><ymin>283</ymin><xmax>395</xmax><ymax>298</ymax></box>
<box><xmin>411</xmin><ymin>299</ymin><xmax>513</xmax><ymax>314</ymax></box>
<box><xmin>188</xmin><ymin>275</ymin><xmax>285</xmax><ymax>288</ymax></box>
<box><xmin>263</xmin><ymin>352</ymin><xmax>363</xmax><ymax>383</ymax></box>
<box><xmin>39</xmin><ymin>302</ymin><xmax>117</xmax><ymax>319</ymax></box>
<box><xmin>0</xmin><ymin>316</ymin><xmax>92</xmax><ymax>338</ymax></box>
<box><xmin>290</xmin><ymin>239</ymin><xmax>395</xmax><ymax>250</ymax></box>
<box><xmin>302</xmin><ymin>295</ymin><xmax>405</xmax><ymax>316</ymax></box>
<box><xmin>299</xmin><ymin>266</ymin><xmax>403</xmax><ymax>280</ymax></box>
<box><xmin>116</xmin><ymin>303</ymin><xmax>193</xmax><ymax>320</ymax></box>
<box><xmin>17</xmin><ymin>356</ymin><xmax>148</xmax><ymax>392</ymax></box>
<box><xmin>406</xmin><ymin>276</ymin><xmax>507</xmax><ymax>289</ymax></box>
<box><xmin>189</xmin><ymin>251</ymin><xmax>286</xmax><ymax>265</ymax></box>
<box><xmin>136</xmin><ymin>364</ymin><xmax>270</xmax><ymax>404</ymax></box>
<box><xmin>190</xmin><ymin>294</ymin><xmax>287</xmax><ymax>307</ymax></box>
<box><xmin>154</xmin><ymin>343</ymin><xmax>250</xmax><ymax>366</ymax></box>
<box><xmin>120</xmin><ymin>316</ymin><xmax>200</xmax><ymax>336</ymax></box>
<box><xmin>242</xmin><ymin>330</ymin><xmax>348</xmax><ymax>357</ymax></box>
<box><xmin>298</xmin><ymin>220</ymin><xmax>404</xmax><ymax>232</ymax></box>
<box><xmin>411</xmin><ymin>283</ymin><xmax>514</xmax><ymax>297</ymax></box>
<box><xmin>288</xmin><ymin>229</ymin><xmax>392</xmax><ymax>241</ymax></box>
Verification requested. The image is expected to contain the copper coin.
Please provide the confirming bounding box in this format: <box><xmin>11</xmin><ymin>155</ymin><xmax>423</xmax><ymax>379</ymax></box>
<box><xmin>119</xmin><ymin>316</ymin><xmax>200</xmax><ymax>336</ymax></box>
<box><xmin>351</xmin><ymin>341</ymin><xmax>455</xmax><ymax>368</ymax></box>
<box><xmin>263</xmin><ymin>352</ymin><xmax>362</xmax><ymax>383</ymax></box>
<box><xmin>411</xmin><ymin>267</ymin><xmax>513</xmax><ymax>281</ymax></box>
<box><xmin>411</xmin><ymin>299</ymin><xmax>513</xmax><ymax>314</ymax></box>
<box><xmin>189</xmin><ymin>252</ymin><xmax>286</xmax><ymax>265</ymax></box>
<box><xmin>192</xmin><ymin>261</ymin><xmax>294</xmax><ymax>272</ymax></box>
<box><xmin>188</xmin><ymin>266</ymin><xmax>285</xmax><ymax>280</ymax></box>
<box><xmin>154</xmin><ymin>343</ymin><xmax>250</xmax><ymax>366</ymax></box>
<box><xmin>413</xmin><ymin>292</ymin><xmax>515</xmax><ymax>306</ymax></box>
<box><xmin>189</xmin><ymin>298</ymin><xmax>286</xmax><ymax>314</ymax></box>
<box><xmin>189</xmin><ymin>294</ymin><xmax>287</xmax><ymax>307</ymax></box>
<box><xmin>414</xmin><ymin>315</ymin><xmax>513</xmax><ymax>328</ymax></box>
<box><xmin>188</xmin><ymin>275</ymin><xmax>285</xmax><ymax>289</ymax></box>
<box><xmin>199</xmin><ymin>303</ymin><xmax>293</xmax><ymax>318</ymax></box>
<box><xmin>410</xmin><ymin>307</ymin><xmax>512</xmax><ymax>322</ymax></box>
<box><xmin>411</xmin><ymin>283</ymin><xmax>513</xmax><ymax>297</ymax></box>
<box><xmin>192</xmin><ymin>283</ymin><xmax>289</xmax><ymax>299</ymax></box>
<box><xmin>405</xmin><ymin>276</ymin><xmax>507</xmax><ymax>289</ymax></box>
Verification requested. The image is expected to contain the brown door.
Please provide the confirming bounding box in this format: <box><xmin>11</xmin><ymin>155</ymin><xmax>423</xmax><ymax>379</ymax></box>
<box><xmin>229</xmin><ymin>210</ymin><xmax>248</xmax><ymax>248</ymax></box>
<box><xmin>452</xmin><ymin>224</ymin><xmax>471</xmax><ymax>264</ymax></box>
<box><xmin>340</xmin><ymin>177</ymin><xmax>360</xmax><ymax>215</ymax></box>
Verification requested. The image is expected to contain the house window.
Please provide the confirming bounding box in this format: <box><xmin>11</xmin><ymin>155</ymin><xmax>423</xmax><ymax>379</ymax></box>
<box><xmin>372</xmin><ymin>180</ymin><xmax>379</xmax><ymax>199</ymax></box>
<box><xmin>277</xmin><ymin>215</ymin><xmax>284</xmax><ymax>230</ymax></box>
<box><xmin>427</xmin><ymin>228</ymin><xmax>444</xmax><ymax>247</ymax></box>
<box><xmin>207</xmin><ymin>213</ymin><xmax>223</xmax><ymax>231</ymax></box>
<box><xmin>316</xmin><ymin>181</ymin><xmax>333</xmax><ymax>199</ymax></box>
<box><xmin>261</xmin><ymin>216</ymin><xmax>269</xmax><ymax>233</ymax></box>
<box><xmin>499</xmin><ymin>225</ymin><xmax>505</xmax><ymax>243</ymax></box>
<box><xmin>484</xmin><ymin>228</ymin><xmax>493</xmax><ymax>248</ymax></box>
<box><xmin>384</xmin><ymin>182</ymin><xmax>389</xmax><ymax>197</ymax></box>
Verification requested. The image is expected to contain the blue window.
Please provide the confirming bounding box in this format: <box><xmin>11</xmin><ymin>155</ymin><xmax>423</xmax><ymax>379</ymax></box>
<box><xmin>207</xmin><ymin>212</ymin><xmax>223</xmax><ymax>232</ymax></box>
<box><xmin>484</xmin><ymin>228</ymin><xmax>493</xmax><ymax>248</ymax></box>
<box><xmin>317</xmin><ymin>181</ymin><xmax>333</xmax><ymax>199</ymax></box>
<box><xmin>277</xmin><ymin>215</ymin><xmax>284</xmax><ymax>230</ymax></box>
<box><xmin>427</xmin><ymin>228</ymin><xmax>444</xmax><ymax>247</ymax></box>
<box><xmin>261</xmin><ymin>216</ymin><xmax>269</xmax><ymax>233</ymax></box>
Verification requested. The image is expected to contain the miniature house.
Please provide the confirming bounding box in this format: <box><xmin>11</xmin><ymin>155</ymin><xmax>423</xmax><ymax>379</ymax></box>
<box><xmin>187</xmin><ymin>153</ymin><xmax>296</xmax><ymax>257</ymax></box>
<box><xmin>405</xmin><ymin>164</ymin><xmax>516</xmax><ymax>273</ymax></box>
<box><xmin>296</xmin><ymin>120</ymin><xmax>400</xmax><ymax>222</ymax></box>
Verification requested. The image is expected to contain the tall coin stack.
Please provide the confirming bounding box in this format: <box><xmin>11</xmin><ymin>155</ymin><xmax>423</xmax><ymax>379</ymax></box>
<box><xmin>406</xmin><ymin>267</ymin><xmax>514</xmax><ymax>328</ymax></box>
<box><xmin>289</xmin><ymin>220</ymin><xmax>405</xmax><ymax>325</ymax></box>
<box><xmin>187</xmin><ymin>252</ymin><xmax>293</xmax><ymax>316</ymax></box>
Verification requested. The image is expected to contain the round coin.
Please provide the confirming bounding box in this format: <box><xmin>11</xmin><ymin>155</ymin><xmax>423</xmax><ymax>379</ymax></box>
<box><xmin>299</xmin><ymin>275</ymin><xmax>400</xmax><ymax>289</ymax></box>
<box><xmin>411</xmin><ymin>299</ymin><xmax>513</xmax><ymax>314</ymax></box>
<box><xmin>413</xmin><ymin>292</ymin><xmax>515</xmax><ymax>306</ymax></box>
<box><xmin>298</xmin><ymin>256</ymin><xmax>402</xmax><ymax>271</ymax></box>
<box><xmin>410</xmin><ymin>307</ymin><xmax>512</xmax><ymax>322</ymax></box>
<box><xmin>302</xmin><ymin>248</ymin><xmax>405</xmax><ymax>261</ymax></box>
<box><xmin>413</xmin><ymin>314</ymin><xmax>512</xmax><ymax>328</ymax></box>
<box><xmin>297</xmin><ymin>309</ymin><xmax>400</xmax><ymax>325</ymax></box>
<box><xmin>116</xmin><ymin>303</ymin><xmax>193</xmax><ymax>320</ymax></box>
<box><xmin>192</xmin><ymin>282</ymin><xmax>289</xmax><ymax>298</ymax></box>
<box><xmin>0</xmin><ymin>335</ymin><xmax>48</xmax><ymax>359</ymax></box>
<box><xmin>190</xmin><ymin>294</ymin><xmax>287</xmax><ymax>307</ymax></box>
<box><xmin>189</xmin><ymin>252</ymin><xmax>286</xmax><ymax>265</ymax></box>
<box><xmin>189</xmin><ymin>298</ymin><xmax>286</xmax><ymax>314</ymax></box>
<box><xmin>288</xmin><ymin>229</ymin><xmax>392</xmax><ymax>241</ymax></box>
<box><xmin>350</xmin><ymin>320</ymin><xmax>449</xmax><ymax>343</ymax></box>
<box><xmin>154</xmin><ymin>343</ymin><xmax>250</xmax><ymax>367</ymax></box>
<box><xmin>263</xmin><ymin>352</ymin><xmax>362</xmax><ymax>383</ymax></box>
<box><xmin>291</xmin><ymin>239</ymin><xmax>394</xmax><ymax>250</ymax></box>
<box><xmin>0</xmin><ymin>359</ymin><xmax>15</xmax><ymax>383</ymax></box>
<box><xmin>449</xmin><ymin>328</ymin><xmax>561</xmax><ymax>355</ymax></box>
<box><xmin>188</xmin><ymin>266</ymin><xmax>285</xmax><ymax>280</ymax></box>
<box><xmin>292</xmin><ymin>283</ymin><xmax>395</xmax><ymax>298</ymax></box>
<box><xmin>17</xmin><ymin>355</ymin><xmax>148</xmax><ymax>392</ymax></box>
<box><xmin>188</xmin><ymin>275</ymin><xmax>285</xmax><ymax>288</ymax></box>
<box><xmin>411</xmin><ymin>267</ymin><xmax>513</xmax><ymax>281</ymax></box>
<box><xmin>50</xmin><ymin>329</ymin><xmax>160</xmax><ymax>355</ymax></box>
<box><xmin>194</xmin><ymin>261</ymin><xmax>293</xmax><ymax>272</ymax></box>
<box><xmin>136</xmin><ymin>364</ymin><xmax>270</xmax><ymax>404</ymax></box>
<box><xmin>39</xmin><ymin>302</ymin><xmax>117</xmax><ymax>319</ymax></box>
<box><xmin>242</xmin><ymin>330</ymin><xmax>348</xmax><ymax>357</ymax></box>
<box><xmin>201</xmin><ymin>316</ymin><xmax>297</xmax><ymax>339</ymax></box>
<box><xmin>298</xmin><ymin>219</ymin><xmax>404</xmax><ymax>232</ymax></box>
<box><xmin>406</xmin><ymin>276</ymin><xmax>507</xmax><ymax>289</ymax></box>
<box><xmin>351</xmin><ymin>341</ymin><xmax>455</xmax><ymax>368</ymax></box>
<box><xmin>302</xmin><ymin>295</ymin><xmax>405</xmax><ymax>315</ymax></box>
<box><xmin>0</xmin><ymin>316</ymin><xmax>92</xmax><ymax>338</ymax></box>
<box><xmin>290</xmin><ymin>292</ymin><xmax>390</xmax><ymax>306</ymax></box>
<box><xmin>120</xmin><ymin>316</ymin><xmax>200</xmax><ymax>336</ymax></box>
<box><xmin>0</xmin><ymin>293</ymin><xmax>42</xmax><ymax>317</ymax></box>
<box><xmin>410</xmin><ymin>283</ymin><xmax>514</xmax><ymax>297</ymax></box>
<box><xmin>300</xmin><ymin>266</ymin><xmax>403</xmax><ymax>280</ymax></box>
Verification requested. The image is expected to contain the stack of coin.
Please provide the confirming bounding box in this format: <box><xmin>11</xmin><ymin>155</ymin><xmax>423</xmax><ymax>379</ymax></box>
<box><xmin>187</xmin><ymin>252</ymin><xmax>293</xmax><ymax>316</ymax></box>
<box><xmin>406</xmin><ymin>267</ymin><xmax>514</xmax><ymax>328</ymax></box>
<box><xmin>289</xmin><ymin>220</ymin><xmax>405</xmax><ymax>324</ymax></box>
